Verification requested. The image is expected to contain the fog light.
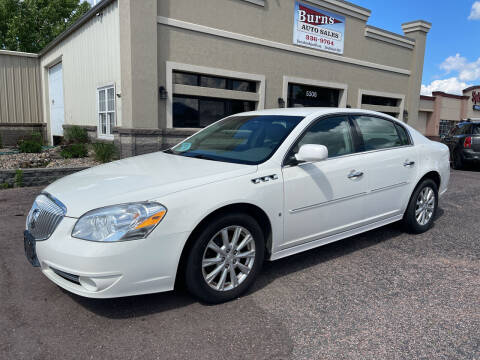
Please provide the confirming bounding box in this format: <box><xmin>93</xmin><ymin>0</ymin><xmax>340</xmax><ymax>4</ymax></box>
<box><xmin>79</xmin><ymin>275</ymin><xmax>121</xmax><ymax>292</ymax></box>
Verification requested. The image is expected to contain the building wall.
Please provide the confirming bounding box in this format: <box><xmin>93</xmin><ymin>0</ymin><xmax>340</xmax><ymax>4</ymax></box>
<box><xmin>0</xmin><ymin>51</ymin><xmax>44</xmax><ymax>146</ymax></box>
<box><xmin>39</xmin><ymin>1</ymin><xmax>121</xmax><ymax>143</ymax></box>
<box><xmin>156</xmin><ymin>0</ymin><xmax>428</xmax><ymax>131</ymax></box>
<box><xmin>439</xmin><ymin>97</ymin><xmax>462</xmax><ymax>121</ymax></box>
<box><xmin>0</xmin><ymin>51</ymin><xmax>43</xmax><ymax>125</ymax></box>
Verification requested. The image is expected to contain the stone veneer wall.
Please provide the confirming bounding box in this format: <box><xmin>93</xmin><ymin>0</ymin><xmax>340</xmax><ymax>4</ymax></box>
<box><xmin>0</xmin><ymin>167</ymin><xmax>89</xmax><ymax>187</ymax></box>
<box><xmin>114</xmin><ymin>128</ymin><xmax>197</xmax><ymax>158</ymax></box>
<box><xmin>0</xmin><ymin>124</ymin><xmax>47</xmax><ymax>146</ymax></box>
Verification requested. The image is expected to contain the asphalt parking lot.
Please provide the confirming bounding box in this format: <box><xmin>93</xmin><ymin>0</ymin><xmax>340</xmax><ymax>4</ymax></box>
<box><xmin>1</xmin><ymin>170</ymin><xmax>479</xmax><ymax>360</ymax></box>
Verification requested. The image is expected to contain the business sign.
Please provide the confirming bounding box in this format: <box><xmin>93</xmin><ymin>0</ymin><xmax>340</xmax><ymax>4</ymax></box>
<box><xmin>293</xmin><ymin>1</ymin><xmax>345</xmax><ymax>55</ymax></box>
<box><xmin>472</xmin><ymin>91</ymin><xmax>480</xmax><ymax>104</ymax></box>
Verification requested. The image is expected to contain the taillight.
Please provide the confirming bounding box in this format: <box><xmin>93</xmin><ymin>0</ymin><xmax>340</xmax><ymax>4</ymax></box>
<box><xmin>464</xmin><ymin>136</ymin><xmax>472</xmax><ymax>148</ymax></box>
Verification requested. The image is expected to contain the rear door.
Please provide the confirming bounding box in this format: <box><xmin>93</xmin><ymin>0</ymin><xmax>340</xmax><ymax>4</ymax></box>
<box><xmin>350</xmin><ymin>115</ymin><xmax>418</xmax><ymax>220</ymax></box>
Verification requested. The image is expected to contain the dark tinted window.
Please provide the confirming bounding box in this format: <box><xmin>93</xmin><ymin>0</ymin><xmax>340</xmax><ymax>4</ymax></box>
<box><xmin>173</xmin><ymin>96</ymin><xmax>255</xmax><ymax>128</ymax></box>
<box><xmin>173</xmin><ymin>71</ymin><xmax>256</xmax><ymax>93</ymax></box>
<box><xmin>362</xmin><ymin>95</ymin><xmax>399</xmax><ymax>107</ymax></box>
<box><xmin>395</xmin><ymin>124</ymin><xmax>411</xmax><ymax>145</ymax></box>
<box><xmin>291</xmin><ymin>116</ymin><xmax>354</xmax><ymax>158</ymax></box>
<box><xmin>473</xmin><ymin>125</ymin><xmax>480</xmax><ymax>135</ymax></box>
<box><xmin>353</xmin><ymin>116</ymin><xmax>403</xmax><ymax>151</ymax></box>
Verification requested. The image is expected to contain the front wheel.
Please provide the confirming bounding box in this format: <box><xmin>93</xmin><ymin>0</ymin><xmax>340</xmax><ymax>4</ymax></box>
<box><xmin>185</xmin><ymin>213</ymin><xmax>265</xmax><ymax>303</ymax></box>
<box><xmin>403</xmin><ymin>179</ymin><xmax>438</xmax><ymax>234</ymax></box>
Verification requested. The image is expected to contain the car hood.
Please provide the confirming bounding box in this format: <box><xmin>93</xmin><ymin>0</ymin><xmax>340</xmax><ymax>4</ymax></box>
<box><xmin>44</xmin><ymin>152</ymin><xmax>257</xmax><ymax>218</ymax></box>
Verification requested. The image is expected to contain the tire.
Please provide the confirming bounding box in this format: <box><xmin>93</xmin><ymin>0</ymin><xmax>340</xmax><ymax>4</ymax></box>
<box><xmin>452</xmin><ymin>150</ymin><xmax>463</xmax><ymax>170</ymax></box>
<box><xmin>403</xmin><ymin>179</ymin><xmax>438</xmax><ymax>234</ymax></box>
<box><xmin>185</xmin><ymin>213</ymin><xmax>265</xmax><ymax>304</ymax></box>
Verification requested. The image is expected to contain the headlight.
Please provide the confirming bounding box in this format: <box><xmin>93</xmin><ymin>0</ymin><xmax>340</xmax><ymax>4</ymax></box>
<box><xmin>72</xmin><ymin>202</ymin><xmax>167</xmax><ymax>242</ymax></box>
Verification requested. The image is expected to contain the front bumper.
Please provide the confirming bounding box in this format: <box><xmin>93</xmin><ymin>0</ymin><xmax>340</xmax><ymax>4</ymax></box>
<box><xmin>35</xmin><ymin>217</ymin><xmax>189</xmax><ymax>298</ymax></box>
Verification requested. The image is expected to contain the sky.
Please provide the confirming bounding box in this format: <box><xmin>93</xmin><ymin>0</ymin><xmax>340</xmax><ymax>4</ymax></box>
<box><xmin>353</xmin><ymin>0</ymin><xmax>480</xmax><ymax>95</ymax></box>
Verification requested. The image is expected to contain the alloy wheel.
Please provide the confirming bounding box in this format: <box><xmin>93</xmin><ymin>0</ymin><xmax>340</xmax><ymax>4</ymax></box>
<box><xmin>201</xmin><ymin>225</ymin><xmax>256</xmax><ymax>291</ymax></box>
<box><xmin>415</xmin><ymin>187</ymin><xmax>435</xmax><ymax>226</ymax></box>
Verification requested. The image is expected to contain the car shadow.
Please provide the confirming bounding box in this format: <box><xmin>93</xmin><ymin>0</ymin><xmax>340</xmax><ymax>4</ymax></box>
<box><xmin>67</xmin><ymin>208</ymin><xmax>445</xmax><ymax>319</ymax></box>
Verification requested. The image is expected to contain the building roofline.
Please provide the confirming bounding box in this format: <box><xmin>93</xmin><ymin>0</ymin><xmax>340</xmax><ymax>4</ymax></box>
<box><xmin>38</xmin><ymin>0</ymin><xmax>115</xmax><ymax>57</ymax></box>
<box><xmin>0</xmin><ymin>49</ymin><xmax>38</xmax><ymax>58</ymax></box>
<box><xmin>365</xmin><ymin>25</ymin><xmax>415</xmax><ymax>43</ymax></box>
<box><xmin>306</xmin><ymin>0</ymin><xmax>371</xmax><ymax>21</ymax></box>
<box><xmin>463</xmin><ymin>85</ymin><xmax>480</xmax><ymax>93</ymax></box>
<box><xmin>432</xmin><ymin>91</ymin><xmax>469</xmax><ymax>100</ymax></box>
<box><xmin>420</xmin><ymin>95</ymin><xmax>435</xmax><ymax>101</ymax></box>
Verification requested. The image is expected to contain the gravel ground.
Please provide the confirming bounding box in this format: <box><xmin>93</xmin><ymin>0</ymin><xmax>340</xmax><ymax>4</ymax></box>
<box><xmin>0</xmin><ymin>148</ymin><xmax>99</xmax><ymax>169</ymax></box>
<box><xmin>0</xmin><ymin>170</ymin><xmax>479</xmax><ymax>360</ymax></box>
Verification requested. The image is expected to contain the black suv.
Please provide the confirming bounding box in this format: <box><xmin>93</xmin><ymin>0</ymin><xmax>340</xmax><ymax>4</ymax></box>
<box><xmin>442</xmin><ymin>120</ymin><xmax>480</xmax><ymax>169</ymax></box>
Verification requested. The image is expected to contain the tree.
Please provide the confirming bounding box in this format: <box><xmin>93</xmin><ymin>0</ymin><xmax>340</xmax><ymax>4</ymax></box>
<box><xmin>0</xmin><ymin>0</ymin><xmax>91</xmax><ymax>53</ymax></box>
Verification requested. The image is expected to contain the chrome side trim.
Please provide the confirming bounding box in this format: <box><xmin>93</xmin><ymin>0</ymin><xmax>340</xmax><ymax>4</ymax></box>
<box><xmin>289</xmin><ymin>192</ymin><xmax>368</xmax><ymax>214</ymax></box>
<box><xmin>371</xmin><ymin>182</ymin><xmax>408</xmax><ymax>193</ymax></box>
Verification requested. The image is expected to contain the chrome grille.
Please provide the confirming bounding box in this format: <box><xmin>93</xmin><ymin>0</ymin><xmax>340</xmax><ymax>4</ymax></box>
<box><xmin>26</xmin><ymin>193</ymin><xmax>66</xmax><ymax>241</ymax></box>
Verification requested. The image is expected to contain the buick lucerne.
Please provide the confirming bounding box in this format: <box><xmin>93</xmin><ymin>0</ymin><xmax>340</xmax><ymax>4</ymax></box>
<box><xmin>24</xmin><ymin>108</ymin><xmax>450</xmax><ymax>303</ymax></box>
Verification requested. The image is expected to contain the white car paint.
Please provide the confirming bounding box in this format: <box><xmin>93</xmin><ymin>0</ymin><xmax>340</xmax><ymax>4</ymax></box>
<box><xmin>30</xmin><ymin>108</ymin><xmax>450</xmax><ymax>298</ymax></box>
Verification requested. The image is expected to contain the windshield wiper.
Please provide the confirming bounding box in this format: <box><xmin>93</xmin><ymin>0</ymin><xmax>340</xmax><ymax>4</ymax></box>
<box><xmin>163</xmin><ymin>148</ymin><xmax>175</xmax><ymax>154</ymax></box>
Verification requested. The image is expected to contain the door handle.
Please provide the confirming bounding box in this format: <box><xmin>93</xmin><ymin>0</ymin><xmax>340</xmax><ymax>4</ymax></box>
<box><xmin>348</xmin><ymin>170</ymin><xmax>364</xmax><ymax>179</ymax></box>
<box><xmin>404</xmin><ymin>160</ymin><xmax>415</xmax><ymax>167</ymax></box>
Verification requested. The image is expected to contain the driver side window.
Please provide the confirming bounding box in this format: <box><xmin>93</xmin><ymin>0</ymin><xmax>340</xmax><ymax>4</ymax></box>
<box><xmin>291</xmin><ymin>116</ymin><xmax>354</xmax><ymax>159</ymax></box>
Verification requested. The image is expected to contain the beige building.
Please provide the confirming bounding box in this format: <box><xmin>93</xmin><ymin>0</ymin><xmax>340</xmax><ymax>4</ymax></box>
<box><xmin>0</xmin><ymin>0</ymin><xmax>432</xmax><ymax>156</ymax></box>
<box><xmin>420</xmin><ymin>86</ymin><xmax>480</xmax><ymax>139</ymax></box>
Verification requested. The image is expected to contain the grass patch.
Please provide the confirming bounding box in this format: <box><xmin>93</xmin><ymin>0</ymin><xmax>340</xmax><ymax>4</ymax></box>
<box><xmin>60</xmin><ymin>143</ymin><xmax>88</xmax><ymax>159</ymax></box>
<box><xmin>92</xmin><ymin>142</ymin><xmax>116</xmax><ymax>163</ymax></box>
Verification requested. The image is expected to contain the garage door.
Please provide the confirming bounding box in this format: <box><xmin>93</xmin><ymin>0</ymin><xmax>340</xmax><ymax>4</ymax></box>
<box><xmin>48</xmin><ymin>63</ymin><xmax>64</xmax><ymax>137</ymax></box>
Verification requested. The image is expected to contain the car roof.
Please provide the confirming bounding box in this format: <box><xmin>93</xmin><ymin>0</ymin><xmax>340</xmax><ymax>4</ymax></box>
<box><xmin>236</xmin><ymin>107</ymin><xmax>400</xmax><ymax>120</ymax></box>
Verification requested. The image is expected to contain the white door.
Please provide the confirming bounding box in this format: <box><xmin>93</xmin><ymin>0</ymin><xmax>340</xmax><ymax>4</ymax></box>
<box><xmin>48</xmin><ymin>63</ymin><xmax>64</xmax><ymax>136</ymax></box>
<box><xmin>350</xmin><ymin>115</ymin><xmax>419</xmax><ymax>219</ymax></box>
<box><xmin>280</xmin><ymin>115</ymin><xmax>368</xmax><ymax>251</ymax></box>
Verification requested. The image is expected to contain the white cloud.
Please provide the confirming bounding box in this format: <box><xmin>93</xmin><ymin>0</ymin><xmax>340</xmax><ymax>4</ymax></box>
<box><xmin>421</xmin><ymin>77</ymin><xmax>470</xmax><ymax>96</ymax></box>
<box><xmin>439</xmin><ymin>53</ymin><xmax>480</xmax><ymax>82</ymax></box>
<box><xmin>469</xmin><ymin>1</ymin><xmax>480</xmax><ymax>20</ymax></box>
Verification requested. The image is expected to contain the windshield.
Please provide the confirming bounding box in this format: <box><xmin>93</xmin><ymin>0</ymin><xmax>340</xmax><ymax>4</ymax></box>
<box><xmin>170</xmin><ymin>115</ymin><xmax>304</xmax><ymax>165</ymax></box>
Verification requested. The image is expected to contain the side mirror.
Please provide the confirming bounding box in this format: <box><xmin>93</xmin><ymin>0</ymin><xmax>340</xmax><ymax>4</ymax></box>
<box><xmin>295</xmin><ymin>144</ymin><xmax>328</xmax><ymax>163</ymax></box>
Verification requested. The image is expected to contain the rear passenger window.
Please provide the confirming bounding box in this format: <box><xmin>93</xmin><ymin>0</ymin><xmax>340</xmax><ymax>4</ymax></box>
<box><xmin>473</xmin><ymin>126</ymin><xmax>480</xmax><ymax>135</ymax></box>
<box><xmin>395</xmin><ymin>124</ymin><xmax>411</xmax><ymax>145</ymax></box>
<box><xmin>353</xmin><ymin>116</ymin><xmax>403</xmax><ymax>151</ymax></box>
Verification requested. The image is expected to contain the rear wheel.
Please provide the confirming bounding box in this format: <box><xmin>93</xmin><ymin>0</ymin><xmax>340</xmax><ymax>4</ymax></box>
<box><xmin>185</xmin><ymin>213</ymin><xmax>264</xmax><ymax>303</ymax></box>
<box><xmin>452</xmin><ymin>150</ymin><xmax>463</xmax><ymax>170</ymax></box>
<box><xmin>403</xmin><ymin>179</ymin><xmax>438</xmax><ymax>234</ymax></box>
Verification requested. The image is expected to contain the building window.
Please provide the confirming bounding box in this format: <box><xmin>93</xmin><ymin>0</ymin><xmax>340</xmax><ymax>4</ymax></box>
<box><xmin>362</xmin><ymin>95</ymin><xmax>399</xmax><ymax>107</ymax></box>
<box><xmin>98</xmin><ymin>85</ymin><xmax>115</xmax><ymax>138</ymax></box>
<box><xmin>287</xmin><ymin>84</ymin><xmax>340</xmax><ymax>108</ymax></box>
<box><xmin>439</xmin><ymin>120</ymin><xmax>455</xmax><ymax>136</ymax></box>
<box><xmin>173</xmin><ymin>71</ymin><xmax>256</xmax><ymax>93</ymax></box>
<box><xmin>173</xmin><ymin>96</ymin><xmax>255</xmax><ymax>128</ymax></box>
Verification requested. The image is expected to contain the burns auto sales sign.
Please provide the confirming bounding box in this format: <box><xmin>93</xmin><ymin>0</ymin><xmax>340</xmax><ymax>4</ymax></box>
<box><xmin>293</xmin><ymin>1</ymin><xmax>345</xmax><ymax>54</ymax></box>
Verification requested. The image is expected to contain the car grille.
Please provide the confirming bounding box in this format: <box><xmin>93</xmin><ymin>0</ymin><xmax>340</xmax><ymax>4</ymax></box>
<box><xmin>26</xmin><ymin>193</ymin><xmax>67</xmax><ymax>241</ymax></box>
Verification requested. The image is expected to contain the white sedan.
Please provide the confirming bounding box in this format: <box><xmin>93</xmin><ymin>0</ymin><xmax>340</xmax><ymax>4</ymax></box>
<box><xmin>24</xmin><ymin>108</ymin><xmax>450</xmax><ymax>303</ymax></box>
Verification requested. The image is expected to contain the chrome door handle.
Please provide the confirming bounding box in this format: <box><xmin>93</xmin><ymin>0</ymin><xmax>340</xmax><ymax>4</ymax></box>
<box><xmin>348</xmin><ymin>170</ymin><xmax>364</xmax><ymax>179</ymax></box>
<box><xmin>404</xmin><ymin>160</ymin><xmax>415</xmax><ymax>167</ymax></box>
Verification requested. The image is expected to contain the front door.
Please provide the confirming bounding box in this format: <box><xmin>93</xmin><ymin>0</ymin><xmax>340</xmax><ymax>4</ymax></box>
<box><xmin>48</xmin><ymin>63</ymin><xmax>64</xmax><ymax>137</ymax></box>
<box><xmin>280</xmin><ymin>115</ymin><xmax>367</xmax><ymax>251</ymax></box>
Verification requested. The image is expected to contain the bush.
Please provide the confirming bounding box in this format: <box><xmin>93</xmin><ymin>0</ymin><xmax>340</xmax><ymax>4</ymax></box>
<box><xmin>92</xmin><ymin>142</ymin><xmax>116</xmax><ymax>163</ymax></box>
<box><xmin>64</xmin><ymin>126</ymin><xmax>89</xmax><ymax>144</ymax></box>
<box><xmin>18</xmin><ymin>140</ymin><xmax>42</xmax><ymax>153</ymax></box>
<box><xmin>60</xmin><ymin>143</ymin><xmax>88</xmax><ymax>159</ymax></box>
<box><xmin>18</xmin><ymin>132</ymin><xmax>43</xmax><ymax>153</ymax></box>
<box><xmin>14</xmin><ymin>169</ymin><xmax>24</xmax><ymax>187</ymax></box>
